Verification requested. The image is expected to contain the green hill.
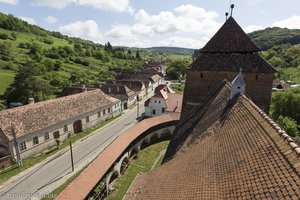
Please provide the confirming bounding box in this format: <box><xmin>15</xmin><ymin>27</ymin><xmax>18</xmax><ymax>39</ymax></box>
<box><xmin>248</xmin><ymin>27</ymin><xmax>300</xmax><ymax>50</ymax></box>
<box><xmin>0</xmin><ymin>12</ymin><xmax>145</xmax><ymax>105</ymax></box>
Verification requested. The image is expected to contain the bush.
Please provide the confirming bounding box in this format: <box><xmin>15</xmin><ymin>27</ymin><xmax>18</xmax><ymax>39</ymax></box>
<box><xmin>277</xmin><ymin>115</ymin><xmax>299</xmax><ymax>137</ymax></box>
<box><xmin>0</xmin><ymin>33</ymin><xmax>9</xmax><ymax>40</ymax></box>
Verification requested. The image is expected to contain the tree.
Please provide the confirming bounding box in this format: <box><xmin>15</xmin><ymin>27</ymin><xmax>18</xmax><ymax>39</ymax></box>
<box><xmin>4</xmin><ymin>62</ymin><xmax>54</xmax><ymax>104</ymax></box>
<box><xmin>166</xmin><ymin>59</ymin><xmax>190</xmax><ymax>80</ymax></box>
<box><xmin>104</xmin><ymin>42</ymin><xmax>113</xmax><ymax>53</ymax></box>
<box><xmin>271</xmin><ymin>88</ymin><xmax>300</xmax><ymax>124</ymax></box>
<box><xmin>135</xmin><ymin>49</ymin><xmax>142</xmax><ymax>60</ymax></box>
<box><xmin>277</xmin><ymin>115</ymin><xmax>299</xmax><ymax>137</ymax></box>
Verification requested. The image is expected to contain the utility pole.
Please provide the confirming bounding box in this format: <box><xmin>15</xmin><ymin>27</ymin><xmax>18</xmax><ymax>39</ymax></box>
<box><xmin>69</xmin><ymin>141</ymin><xmax>74</xmax><ymax>172</ymax></box>
<box><xmin>136</xmin><ymin>96</ymin><xmax>139</xmax><ymax>119</ymax></box>
<box><xmin>11</xmin><ymin>124</ymin><xmax>22</xmax><ymax>167</ymax></box>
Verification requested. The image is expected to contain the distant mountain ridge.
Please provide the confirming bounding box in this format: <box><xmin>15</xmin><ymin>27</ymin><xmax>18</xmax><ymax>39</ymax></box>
<box><xmin>145</xmin><ymin>46</ymin><xmax>195</xmax><ymax>55</ymax></box>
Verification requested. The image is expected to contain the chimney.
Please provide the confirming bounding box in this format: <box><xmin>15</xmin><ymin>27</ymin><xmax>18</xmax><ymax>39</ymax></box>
<box><xmin>82</xmin><ymin>84</ymin><xmax>87</xmax><ymax>92</ymax></box>
<box><xmin>28</xmin><ymin>98</ymin><xmax>34</xmax><ymax>104</ymax></box>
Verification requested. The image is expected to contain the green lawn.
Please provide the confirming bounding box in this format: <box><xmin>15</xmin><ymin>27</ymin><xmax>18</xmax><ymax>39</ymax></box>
<box><xmin>0</xmin><ymin>69</ymin><xmax>15</xmax><ymax>95</ymax></box>
<box><xmin>106</xmin><ymin>141</ymin><xmax>169</xmax><ymax>200</ymax></box>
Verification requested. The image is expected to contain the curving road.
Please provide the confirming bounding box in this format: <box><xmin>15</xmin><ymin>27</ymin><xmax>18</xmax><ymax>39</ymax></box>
<box><xmin>0</xmin><ymin>103</ymin><xmax>145</xmax><ymax>200</ymax></box>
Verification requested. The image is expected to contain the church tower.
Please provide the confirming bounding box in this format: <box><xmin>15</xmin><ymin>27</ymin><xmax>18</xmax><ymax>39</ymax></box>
<box><xmin>181</xmin><ymin>17</ymin><xmax>276</xmax><ymax>120</ymax></box>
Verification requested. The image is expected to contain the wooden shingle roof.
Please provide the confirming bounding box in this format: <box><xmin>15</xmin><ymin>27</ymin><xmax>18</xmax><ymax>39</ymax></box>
<box><xmin>188</xmin><ymin>52</ymin><xmax>276</xmax><ymax>73</ymax></box>
<box><xmin>125</xmin><ymin>82</ymin><xmax>300</xmax><ymax>199</ymax></box>
<box><xmin>200</xmin><ymin>17</ymin><xmax>260</xmax><ymax>53</ymax></box>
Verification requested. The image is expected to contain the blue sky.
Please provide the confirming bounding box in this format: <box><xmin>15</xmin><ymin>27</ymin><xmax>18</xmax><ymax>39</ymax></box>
<box><xmin>0</xmin><ymin>0</ymin><xmax>300</xmax><ymax>48</ymax></box>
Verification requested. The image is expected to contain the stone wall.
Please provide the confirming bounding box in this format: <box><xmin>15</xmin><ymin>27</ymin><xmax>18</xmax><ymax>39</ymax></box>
<box><xmin>181</xmin><ymin>70</ymin><xmax>274</xmax><ymax>120</ymax></box>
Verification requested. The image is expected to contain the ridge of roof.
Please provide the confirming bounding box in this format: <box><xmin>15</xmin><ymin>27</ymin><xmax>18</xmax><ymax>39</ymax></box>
<box><xmin>244</xmin><ymin>94</ymin><xmax>300</xmax><ymax>157</ymax></box>
<box><xmin>200</xmin><ymin>17</ymin><xmax>261</xmax><ymax>53</ymax></box>
<box><xmin>163</xmin><ymin>80</ymin><xmax>229</xmax><ymax>163</ymax></box>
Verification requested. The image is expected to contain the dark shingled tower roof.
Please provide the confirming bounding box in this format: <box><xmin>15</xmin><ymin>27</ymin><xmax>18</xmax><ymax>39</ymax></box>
<box><xmin>200</xmin><ymin>16</ymin><xmax>260</xmax><ymax>53</ymax></box>
<box><xmin>189</xmin><ymin>17</ymin><xmax>276</xmax><ymax>73</ymax></box>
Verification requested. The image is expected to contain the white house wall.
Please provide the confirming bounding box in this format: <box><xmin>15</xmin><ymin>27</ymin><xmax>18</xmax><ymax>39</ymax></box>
<box><xmin>10</xmin><ymin>101</ymin><xmax>121</xmax><ymax>160</ymax></box>
<box><xmin>145</xmin><ymin>98</ymin><xmax>167</xmax><ymax>117</ymax></box>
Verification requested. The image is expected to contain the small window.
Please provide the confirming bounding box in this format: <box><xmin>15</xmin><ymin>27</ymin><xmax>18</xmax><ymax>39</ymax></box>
<box><xmin>44</xmin><ymin>132</ymin><xmax>50</xmax><ymax>140</ymax></box>
<box><xmin>200</xmin><ymin>73</ymin><xmax>203</xmax><ymax>78</ymax></box>
<box><xmin>159</xmin><ymin>101</ymin><xmax>161</xmax><ymax>104</ymax></box>
<box><xmin>33</xmin><ymin>136</ymin><xmax>39</xmax><ymax>145</ymax></box>
<box><xmin>64</xmin><ymin>125</ymin><xmax>68</xmax><ymax>132</ymax></box>
<box><xmin>255</xmin><ymin>75</ymin><xmax>259</xmax><ymax>80</ymax></box>
<box><xmin>103</xmin><ymin>109</ymin><xmax>106</xmax><ymax>115</ymax></box>
<box><xmin>153</xmin><ymin>109</ymin><xmax>156</xmax><ymax>115</ymax></box>
<box><xmin>86</xmin><ymin>116</ymin><xmax>89</xmax><ymax>123</ymax></box>
<box><xmin>98</xmin><ymin>111</ymin><xmax>101</xmax><ymax>118</ymax></box>
<box><xmin>162</xmin><ymin>107</ymin><xmax>165</xmax><ymax>113</ymax></box>
<box><xmin>53</xmin><ymin>131</ymin><xmax>60</xmax><ymax>139</ymax></box>
<box><xmin>20</xmin><ymin>141</ymin><xmax>27</xmax><ymax>151</ymax></box>
<box><xmin>108</xmin><ymin>107</ymin><xmax>111</xmax><ymax>113</ymax></box>
<box><xmin>155</xmin><ymin>100</ymin><xmax>157</xmax><ymax>103</ymax></box>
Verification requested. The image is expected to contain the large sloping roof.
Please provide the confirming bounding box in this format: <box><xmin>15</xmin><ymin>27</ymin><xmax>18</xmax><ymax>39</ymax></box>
<box><xmin>99</xmin><ymin>83</ymin><xmax>136</xmax><ymax>98</ymax></box>
<box><xmin>125</xmin><ymin>83</ymin><xmax>300</xmax><ymax>199</ymax></box>
<box><xmin>0</xmin><ymin>90</ymin><xmax>119</xmax><ymax>140</ymax></box>
<box><xmin>188</xmin><ymin>52</ymin><xmax>276</xmax><ymax>73</ymax></box>
<box><xmin>58</xmin><ymin>85</ymin><xmax>97</xmax><ymax>97</ymax></box>
<box><xmin>200</xmin><ymin>17</ymin><xmax>260</xmax><ymax>53</ymax></box>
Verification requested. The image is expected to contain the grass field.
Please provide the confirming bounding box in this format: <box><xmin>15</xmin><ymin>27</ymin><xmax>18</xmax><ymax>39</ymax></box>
<box><xmin>0</xmin><ymin>69</ymin><xmax>15</xmax><ymax>95</ymax></box>
<box><xmin>106</xmin><ymin>141</ymin><xmax>169</xmax><ymax>200</ymax></box>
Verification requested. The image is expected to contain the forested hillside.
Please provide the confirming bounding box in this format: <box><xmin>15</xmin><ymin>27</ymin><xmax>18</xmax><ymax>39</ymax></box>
<box><xmin>247</xmin><ymin>27</ymin><xmax>300</xmax><ymax>84</ymax></box>
<box><xmin>249</xmin><ymin>27</ymin><xmax>300</xmax><ymax>50</ymax></box>
<box><xmin>0</xmin><ymin>13</ymin><xmax>146</xmax><ymax>106</ymax></box>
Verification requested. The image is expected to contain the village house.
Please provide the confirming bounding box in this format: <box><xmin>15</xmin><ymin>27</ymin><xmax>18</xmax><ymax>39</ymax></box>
<box><xmin>0</xmin><ymin>89</ymin><xmax>121</xmax><ymax>167</ymax></box>
<box><xmin>144</xmin><ymin>84</ymin><xmax>182</xmax><ymax>117</ymax></box>
<box><xmin>58</xmin><ymin>84</ymin><xmax>96</xmax><ymax>97</ymax></box>
<box><xmin>98</xmin><ymin>83</ymin><xmax>136</xmax><ymax>110</ymax></box>
<box><xmin>143</xmin><ymin>60</ymin><xmax>166</xmax><ymax>76</ymax></box>
<box><xmin>117</xmin><ymin>73</ymin><xmax>162</xmax><ymax>96</ymax></box>
<box><xmin>107</xmin><ymin>80</ymin><xmax>146</xmax><ymax>101</ymax></box>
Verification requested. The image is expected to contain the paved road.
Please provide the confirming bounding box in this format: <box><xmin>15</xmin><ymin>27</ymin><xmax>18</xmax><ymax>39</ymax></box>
<box><xmin>0</xmin><ymin>102</ymin><xmax>145</xmax><ymax>200</ymax></box>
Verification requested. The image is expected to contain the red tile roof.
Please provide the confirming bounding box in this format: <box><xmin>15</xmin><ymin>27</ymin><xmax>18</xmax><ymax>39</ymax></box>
<box><xmin>154</xmin><ymin>84</ymin><xmax>175</xmax><ymax>94</ymax></box>
<box><xmin>0</xmin><ymin>90</ymin><xmax>119</xmax><ymax>140</ymax></box>
<box><xmin>125</xmin><ymin>83</ymin><xmax>300</xmax><ymax>199</ymax></box>
<box><xmin>56</xmin><ymin>113</ymin><xmax>180</xmax><ymax>200</ymax></box>
<box><xmin>166</xmin><ymin>93</ymin><xmax>183</xmax><ymax>113</ymax></box>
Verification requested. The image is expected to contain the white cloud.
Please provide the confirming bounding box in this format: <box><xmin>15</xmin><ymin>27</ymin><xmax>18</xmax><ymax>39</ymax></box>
<box><xmin>106</xmin><ymin>5</ymin><xmax>221</xmax><ymax>48</ymax></box>
<box><xmin>31</xmin><ymin>0</ymin><xmax>133</xmax><ymax>13</ymax></box>
<box><xmin>244</xmin><ymin>25</ymin><xmax>264</xmax><ymax>33</ymax></box>
<box><xmin>20</xmin><ymin>17</ymin><xmax>36</xmax><ymax>25</ymax></box>
<box><xmin>44</xmin><ymin>16</ymin><xmax>58</xmax><ymax>24</ymax></box>
<box><xmin>174</xmin><ymin>4</ymin><xmax>218</xmax><ymax>20</ymax></box>
<box><xmin>273</xmin><ymin>16</ymin><xmax>300</xmax><ymax>29</ymax></box>
<box><xmin>31</xmin><ymin>0</ymin><xmax>75</xmax><ymax>9</ymax></box>
<box><xmin>106</xmin><ymin>25</ymin><xmax>134</xmax><ymax>39</ymax></box>
<box><xmin>77</xmin><ymin>0</ymin><xmax>134</xmax><ymax>14</ymax></box>
<box><xmin>59</xmin><ymin>20</ymin><xmax>102</xmax><ymax>43</ymax></box>
<box><xmin>133</xmin><ymin>6</ymin><xmax>220</xmax><ymax>35</ymax></box>
<box><xmin>0</xmin><ymin>0</ymin><xmax>18</xmax><ymax>5</ymax></box>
